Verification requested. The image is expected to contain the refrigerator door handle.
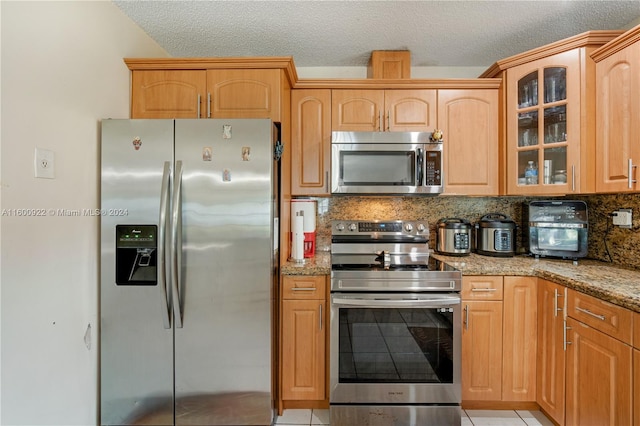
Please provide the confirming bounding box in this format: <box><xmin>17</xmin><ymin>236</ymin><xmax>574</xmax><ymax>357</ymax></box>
<box><xmin>171</xmin><ymin>160</ymin><xmax>184</xmax><ymax>328</ymax></box>
<box><xmin>158</xmin><ymin>161</ymin><xmax>172</xmax><ymax>329</ymax></box>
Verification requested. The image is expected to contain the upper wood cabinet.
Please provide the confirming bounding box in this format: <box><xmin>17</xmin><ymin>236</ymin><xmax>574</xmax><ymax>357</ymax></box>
<box><xmin>438</xmin><ymin>89</ymin><xmax>499</xmax><ymax>195</ymax></box>
<box><xmin>125</xmin><ymin>57</ymin><xmax>297</xmax><ymax>121</ymax></box>
<box><xmin>591</xmin><ymin>25</ymin><xmax>640</xmax><ymax>193</ymax></box>
<box><xmin>291</xmin><ymin>89</ymin><xmax>331</xmax><ymax>196</ymax></box>
<box><xmin>207</xmin><ymin>69</ymin><xmax>281</xmax><ymax>120</ymax></box>
<box><xmin>131</xmin><ymin>68</ymin><xmax>281</xmax><ymax>120</ymax></box>
<box><xmin>481</xmin><ymin>31</ymin><xmax>623</xmax><ymax>196</ymax></box>
<box><xmin>332</xmin><ymin>89</ymin><xmax>436</xmax><ymax>132</ymax></box>
<box><xmin>131</xmin><ymin>70</ymin><xmax>207</xmax><ymax>118</ymax></box>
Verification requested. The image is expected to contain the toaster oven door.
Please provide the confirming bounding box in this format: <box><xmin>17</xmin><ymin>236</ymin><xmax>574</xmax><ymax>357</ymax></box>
<box><xmin>529</xmin><ymin>222</ymin><xmax>587</xmax><ymax>259</ymax></box>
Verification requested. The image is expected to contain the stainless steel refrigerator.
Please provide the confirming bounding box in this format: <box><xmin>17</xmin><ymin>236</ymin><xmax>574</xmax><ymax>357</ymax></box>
<box><xmin>100</xmin><ymin>119</ymin><xmax>278</xmax><ymax>426</ymax></box>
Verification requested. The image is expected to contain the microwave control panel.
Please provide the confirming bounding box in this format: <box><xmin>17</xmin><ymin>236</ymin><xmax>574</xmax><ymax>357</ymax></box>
<box><xmin>425</xmin><ymin>151</ymin><xmax>442</xmax><ymax>186</ymax></box>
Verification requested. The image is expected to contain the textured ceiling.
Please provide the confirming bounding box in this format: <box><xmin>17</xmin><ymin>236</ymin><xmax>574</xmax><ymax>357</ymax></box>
<box><xmin>114</xmin><ymin>1</ymin><xmax>640</xmax><ymax>69</ymax></box>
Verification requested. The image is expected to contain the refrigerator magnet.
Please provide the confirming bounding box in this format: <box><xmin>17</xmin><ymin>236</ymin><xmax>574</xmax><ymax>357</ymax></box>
<box><xmin>241</xmin><ymin>147</ymin><xmax>250</xmax><ymax>161</ymax></box>
<box><xmin>223</xmin><ymin>169</ymin><xmax>231</xmax><ymax>182</ymax></box>
<box><xmin>202</xmin><ymin>147</ymin><xmax>212</xmax><ymax>161</ymax></box>
<box><xmin>222</xmin><ymin>125</ymin><xmax>232</xmax><ymax>139</ymax></box>
<box><xmin>132</xmin><ymin>137</ymin><xmax>142</xmax><ymax>151</ymax></box>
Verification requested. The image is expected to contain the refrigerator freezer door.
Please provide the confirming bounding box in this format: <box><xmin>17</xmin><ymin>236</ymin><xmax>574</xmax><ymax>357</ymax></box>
<box><xmin>101</xmin><ymin>119</ymin><xmax>175</xmax><ymax>425</ymax></box>
<box><xmin>173</xmin><ymin>119</ymin><xmax>274</xmax><ymax>425</ymax></box>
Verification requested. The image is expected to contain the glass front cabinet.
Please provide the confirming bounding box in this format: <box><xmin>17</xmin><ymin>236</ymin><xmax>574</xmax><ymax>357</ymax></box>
<box><xmin>506</xmin><ymin>50</ymin><xmax>582</xmax><ymax>195</ymax></box>
<box><xmin>492</xmin><ymin>31</ymin><xmax>625</xmax><ymax>195</ymax></box>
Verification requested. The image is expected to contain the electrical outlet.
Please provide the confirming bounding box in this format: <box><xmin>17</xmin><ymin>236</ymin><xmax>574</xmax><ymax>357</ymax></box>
<box><xmin>34</xmin><ymin>148</ymin><xmax>55</xmax><ymax>179</ymax></box>
<box><xmin>612</xmin><ymin>208</ymin><xmax>632</xmax><ymax>228</ymax></box>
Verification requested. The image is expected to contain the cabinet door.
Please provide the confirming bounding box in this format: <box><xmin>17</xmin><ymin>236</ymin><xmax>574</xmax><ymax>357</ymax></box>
<box><xmin>438</xmin><ymin>89</ymin><xmax>499</xmax><ymax>195</ymax></box>
<box><xmin>506</xmin><ymin>50</ymin><xmax>582</xmax><ymax>195</ymax></box>
<box><xmin>502</xmin><ymin>277</ymin><xmax>537</xmax><ymax>401</ymax></box>
<box><xmin>634</xmin><ymin>350</ymin><xmax>640</xmax><ymax>426</ymax></box>
<box><xmin>131</xmin><ymin>70</ymin><xmax>206</xmax><ymax>118</ymax></box>
<box><xmin>281</xmin><ymin>299</ymin><xmax>326</xmax><ymax>400</ymax></box>
<box><xmin>537</xmin><ymin>280</ymin><xmax>566</xmax><ymax>426</ymax></box>
<box><xmin>462</xmin><ymin>300</ymin><xmax>503</xmax><ymax>401</ymax></box>
<box><xmin>291</xmin><ymin>89</ymin><xmax>331</xmax><ymax>195</ymax></box>
<box><xmin>595</xmin><ymin>41</ymin><xmax>640</xmax><ymax>192</ymax></box>
<box><xmin>385</xmin><ymin>90</ymin><xmax>436</xmax><ymax>131</ymax></box>
<box><xmin>565</xmin><ymin>318</ymin><xmax>632</xmax><ymax>426</ymax></box>
<box><xmin>207</xmin><ymin>69</ymin><xmax>280</xmax><ymax>120</ymax></box>
<box><xmin>332</xmin><ymin>90</ymin><xmax>384</xmax><ymax>131</ymax></box>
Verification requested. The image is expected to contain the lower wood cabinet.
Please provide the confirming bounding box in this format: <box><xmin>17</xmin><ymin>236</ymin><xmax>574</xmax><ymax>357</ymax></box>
<box><xmin>280</xmin><ymin>275</ymin><xmax>327</xmax><ymax>407</ymax></box>
<box><xmin>537</xmin><ymin>279</ymin><xmax>566</xmax><ymax>425</ymax></box>
<box><xmin>502</xmin><ymin>276</ymin><xmax>537</xmax><ymax>401</ymax></box>
<box><xmin>461</xmin><ymin>276</ymin><xmax>537</xmax><ymax>405</ymax></box>
<box><xmin>565</xmin><ymin>289</ymin><xmax>633</xmax><ymax>426</ymax></box>
<box><xmin>635</xmin><ymin>312</ymin><xmax>640</xmax><ymax>426</ymax></box>
<box><xmin>565</xmin><ymin>318</ymin><xmax>632</xmax><ymax>425</ymax></box>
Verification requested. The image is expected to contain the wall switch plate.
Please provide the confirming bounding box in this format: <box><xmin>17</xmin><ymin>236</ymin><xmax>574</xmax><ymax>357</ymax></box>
<box><xmin>612</xmin><ymin>208</ymin><xmax>632</xmax><ymax>228</ymax></box>
<box><xmin>34</xmin><ymin>148</ymin><xmax>55</xmax><ymax>179</ymax></box>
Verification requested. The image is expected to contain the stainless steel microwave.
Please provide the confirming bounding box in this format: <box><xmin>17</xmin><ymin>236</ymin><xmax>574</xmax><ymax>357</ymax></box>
<box><xmin>331</xmin><ymin>131</ymin><xmax>443</xmax><ymax>194</ymax></box>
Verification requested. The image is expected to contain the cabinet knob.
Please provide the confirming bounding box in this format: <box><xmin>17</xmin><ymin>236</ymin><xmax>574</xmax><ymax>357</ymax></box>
<box><xmin>431</xmin><ymin>129</ymin><xmax>443</xmax><ymax>142</ymax></box>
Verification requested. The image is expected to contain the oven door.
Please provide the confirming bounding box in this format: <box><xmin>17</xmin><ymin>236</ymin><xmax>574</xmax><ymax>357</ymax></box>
<box><xmin>330</xmin><ymin>293</ymin><xmax>461</xmax><ymax>405</ymax></box>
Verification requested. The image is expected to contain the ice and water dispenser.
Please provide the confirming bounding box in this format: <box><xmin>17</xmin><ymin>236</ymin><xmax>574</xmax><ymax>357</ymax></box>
<box><xmin>115</xmin><ymin>225</ymin><xmax>158</xmax><ymax>285</ymax></box>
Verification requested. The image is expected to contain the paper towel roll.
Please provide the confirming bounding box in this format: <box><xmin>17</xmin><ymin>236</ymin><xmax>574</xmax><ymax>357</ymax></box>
<box><xmin>292</xmin><ymin>214</ymin><xmax>305</xmax><ymax>261</ymax></box>
<box><xmin>291</xmin><ymin>200</ymin><xmax>316</xmax><ymax>232</ymax></box>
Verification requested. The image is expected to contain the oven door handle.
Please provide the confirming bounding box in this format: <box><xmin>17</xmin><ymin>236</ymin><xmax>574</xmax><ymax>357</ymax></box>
<box><xmin>332</xmin><ymin>295</ymin><xmax>460</xmax><ymax>308</ymax></box>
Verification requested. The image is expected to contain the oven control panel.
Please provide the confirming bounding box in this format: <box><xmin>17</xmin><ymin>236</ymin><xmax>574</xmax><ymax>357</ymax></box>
<box><xmin>332</xmin><ymin>220</ymin><xmax>428</xmax><ymax>237</ymax></box>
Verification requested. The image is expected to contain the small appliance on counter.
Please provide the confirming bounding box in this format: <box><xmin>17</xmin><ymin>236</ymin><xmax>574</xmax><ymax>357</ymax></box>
<box><xmin>475</xmin><ymin>213</ymin><xmax>517</xmax><ymax>257</ymax></box>
<box><xmin>436</xmin><ymin>218</ymin><xmax>472</xmax><ymax>256</ymax></box>
<box><xmin>528</xmin><ymin>200</ymin><xmax>588</xmax><ymax>260</ymax></box>
<box><xmin>291</xmin><ymin>199</ymin><xmax>317</xmax><ymax>260</ymax></box>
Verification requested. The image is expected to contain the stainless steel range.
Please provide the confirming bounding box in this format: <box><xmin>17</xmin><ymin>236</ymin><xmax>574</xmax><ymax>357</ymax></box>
<box><xmin>330</xmin><ymin>220</ymin><xmax>462</xmax><ymax>425</ymax></box>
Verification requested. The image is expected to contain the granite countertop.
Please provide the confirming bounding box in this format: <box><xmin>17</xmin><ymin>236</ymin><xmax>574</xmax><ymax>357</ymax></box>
<box><xmin>282</xmin><ymin>252</ymin><xmax>640</xmax><ymax>313</ymax></box>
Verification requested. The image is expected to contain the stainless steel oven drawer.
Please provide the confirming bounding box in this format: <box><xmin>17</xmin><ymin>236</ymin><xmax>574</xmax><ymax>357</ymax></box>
<box><xmin>330</xmin><ymin>404</ymin><xmax>461</xmax><ymax>426</ymax></box>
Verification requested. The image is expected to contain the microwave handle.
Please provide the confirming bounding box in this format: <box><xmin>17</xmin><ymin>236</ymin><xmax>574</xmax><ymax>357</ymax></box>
<box><xmin>417</xmin><ymin>148</ymin><xmax>424</xmax><ymax>186</ymax></box>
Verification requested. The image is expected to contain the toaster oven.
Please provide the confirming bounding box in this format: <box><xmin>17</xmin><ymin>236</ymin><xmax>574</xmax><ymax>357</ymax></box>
<box><xmin>528</xmin><ymin>200</ymin><xmax>588</xmax><ymax>260</ymax></box>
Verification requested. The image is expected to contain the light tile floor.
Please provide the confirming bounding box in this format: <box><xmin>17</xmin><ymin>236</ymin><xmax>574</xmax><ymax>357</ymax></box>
<box><xmin>275</xmin><ymin>408</ymin><xmax>555</xmax><ymax>425</ymax></box>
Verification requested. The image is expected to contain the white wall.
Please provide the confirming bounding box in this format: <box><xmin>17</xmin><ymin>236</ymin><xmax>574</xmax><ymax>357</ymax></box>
<box><xmin>0</xmin><ymin>2</ymin><xmax>167</xmax><ymax>425</ymax></box>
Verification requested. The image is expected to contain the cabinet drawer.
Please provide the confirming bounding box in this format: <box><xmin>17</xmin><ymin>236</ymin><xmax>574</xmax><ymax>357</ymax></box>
<box><xmin>282</xmin><ymin>276</ymin><xmax>326</xmax><ymax>300</ymax></box>
<box><xmin>462</xmin><ymin>276</ymin><xmax>504</xmax><ymax>300</ymax></box>
<box><xmin>567</xmin><ymin>289</ymin><xmax>633</xmax><ymax>344</ymax></box>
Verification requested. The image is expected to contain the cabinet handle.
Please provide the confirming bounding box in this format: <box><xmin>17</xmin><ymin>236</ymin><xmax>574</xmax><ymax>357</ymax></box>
<box><xmin>464</xmin><ymin>304</ymin><xmax>469</xmax><ymax>330</ymax></box>
<box><xmin>554</xmin><ymin>288</ymin><xmax>563</xmax><ymax>317</ymax></box>
<box><xmin>471</xmin><ymin>288</ymin><xmax>497</xmax><ymax>292</ymax></box>
<box><xmin>628</xmin><ymin>159</ymin><xmax>637</xmax><ymax>189</ymax></box>
<box><xmin>319</xmin><ymin>304</ymin><xmax>323</xmax><ymax>330</ymax></box>
<box><xmin>386</xmin><ymin>110</ymin><xmax>390</xmax><ymax>131</ymax></box>
<box><xmin>207</xmin><ymin>93</ymin><xmax>211</xmax><ymax>118</ymax></box>
<box><xmin>571</xmin><ymin>165</ymin><xmax>576</xmax><ymax>192</ymax></box>
<box><xmin>292</xmin><ymin>287</ymin><xmax>317</xmax><ymax>291</ymax></box>
<box><xmin>378</xmin><ymin>110</ymin><xmax>383</xmax><ymax>132</ymax></box>
<box><xmin>197</xmin><ymin>94</ymin><xmax>201</xmax><ymax>118</ymax></box>
<box><xmin>563</xmin><ymin>321</ymin><xmax>571</xmax><ymax>351</ymax></box>
<box><xmin>575</xmin><ymin>306</ymin><xmax>606</xmax><ymax>321</ymax></box>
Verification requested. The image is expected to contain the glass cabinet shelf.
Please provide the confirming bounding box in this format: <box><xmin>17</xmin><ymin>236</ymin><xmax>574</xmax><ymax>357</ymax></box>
<box><xmin>515</xmin><ymin>66</ymin><xmax>569</xmax><ymax>187</ymax></box>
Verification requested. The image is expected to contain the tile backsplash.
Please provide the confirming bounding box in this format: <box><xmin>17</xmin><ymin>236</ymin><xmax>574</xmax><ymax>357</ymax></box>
<box><xmin>302</xmin><ymin>193</ymin><xmax>640</xmax><ymax>270</ymax></box>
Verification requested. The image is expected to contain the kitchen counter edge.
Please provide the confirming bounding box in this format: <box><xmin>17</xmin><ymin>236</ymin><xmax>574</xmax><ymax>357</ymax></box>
<box><xmin>282</xmin><ymin>252</ymin><xmax>640</xmax><ymax>313</ymax></box>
